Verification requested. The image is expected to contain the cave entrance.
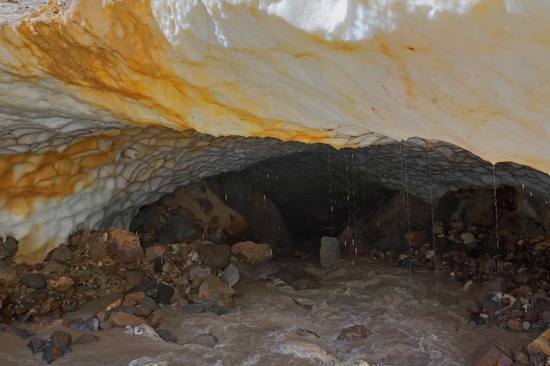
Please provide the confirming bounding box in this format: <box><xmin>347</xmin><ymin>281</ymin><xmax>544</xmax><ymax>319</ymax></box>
<box><xmin>129</xmin><ymin>138</ymin><xmax>550</xmax><ymax>275</ymax></box>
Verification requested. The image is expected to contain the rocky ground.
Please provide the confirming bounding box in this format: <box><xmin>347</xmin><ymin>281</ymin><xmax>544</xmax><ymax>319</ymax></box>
<box><xmin>0</xmin><ymin>184</ymin><xmax>549</xmax><ymax>365</ymax></box>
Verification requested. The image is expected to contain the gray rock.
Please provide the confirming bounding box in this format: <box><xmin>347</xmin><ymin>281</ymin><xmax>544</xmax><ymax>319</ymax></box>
<box><xmin>22</xmin><ymin>274</ymin><xmax>46</xmax><ymax>289</ymax></box>
<box><xmin>41</xmin><ymin>261</ymin><xmax>67</xmax><ymax>275</ymax></box>
<box><xmin>197</xmin><ymin>243</ymin><xmax>231</xmax><ymax>269</ymax></box>
<box><xmin>220</xmin><ymin>263</ymin><xmax>240</xmax><ymax>287</ymax></box>
<box><xmin>49</xmin><ymin>244</ymin><xmax>72</xmax><ymax>262</ymax></box>
<box><xmin>189</xmin><ymin>333</ymin><xmax>218</xmax><ymax>348</ymax></box>
<box><xmin>0</xmin><ymin>237</ymin><xmax>17</xmax><ymax>259</ymax></box>
<box><xmin>319</xmin><ymin>237</ymin><xmax>341</xmax><ymax>268</ymax></box>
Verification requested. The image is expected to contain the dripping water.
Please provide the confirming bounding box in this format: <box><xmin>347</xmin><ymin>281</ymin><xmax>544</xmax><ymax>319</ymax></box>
<box><xmin>400</xmin><ymin>140</ymin><xmax>413</xmax><ymax>293</ymax></box>
<box><xmin>427</xmin><ymin>141</ymin><xmax>440</xmax><ymax>296</ymax></box>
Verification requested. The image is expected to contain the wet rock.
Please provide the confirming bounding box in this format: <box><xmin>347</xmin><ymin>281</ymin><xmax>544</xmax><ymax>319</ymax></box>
<box><xmin>196</xmin><ymin>243</ymin><xmax>231</xmax><ymax>269</ymax></box>
<box><xmin>85</xmin><ymin>316</ymin><xmax>100</xmax><ymax>332</ymax></box>
<box><xmin>75</xmin><ymin>334</ymin><xmax>99</xmax><ymax>344</ymax></box>
<box><xmin>144</xmin><ymin>245</ymin><xmax>165</xmax><ymax>262</ymax></box>
<box><xmin>49</xmin><ymin>244</ymin><xmax>72</xmax><ymax>262</ymax></box>
<box><xmin>220</xmin><ymin>263</ymin><xmax>240</xmax><ymax>287</ymax></box>
<box><xmin>337</xmin><ymin>325</ymin><xmax>370</xmax><ymax>342</ymax></box>
<box><xmin>127</xmin><ymin>356</ymin><xmax>168</xmax><ymax>366</ymax></box>
<box><xmin>0</xmin><ymin>264</ymin><xmax>17</xmax><ymax>287</ymax></box>
<box><xmin>27</xmin><ymin>337</ymin><xmax>46</xmax><ymax>354</ymax></box>
<box><xmin>110</xmin><ymin>312</ymin><xmax>146</xmax><ymax>327</ymax></box>
<box><xmin>147</xmin><ymin>309</ymin><xmax>164</xmax><ymax>328</ymax></box>
<box><xmin>231</xmin><ymin>241</ymin><xmax>273</xmax><ymax>266</ymax></box>
<box><xmin>42</xmin><ymin>344</ymin><xmax>65</xmax><ymax>364</ymax></box>
<box><xmin>133</xmin><ymin>303</ymin><xmax>153</xmax><ymax>318</ymax></box>
<box><xmin>156</xmin><ymin>329</ymin><xmax>174</xmax><ymax>342</ymax></box>
<box><xmin>471</xmin><ymin>342</ymin><xmax>513</xmax><ymax>366</ymax></box>
<box><xmin>137</xmin><ymin>297</ymin><xmax>159</xmax><ymax>311</ymax></box>
<box><xmin>38</xmin><ymin>297</ymin><xmax>62</xmax><ymax>315</ymax></box>
<box><xmin>0</xmin><ymin>237</ymin><xmax>17</xmax><ymax>259</ymax></box>
<box><xmin>198</xmin><ymin>274</ymin><xmax>235</xmax><ymax>306</ymax></box>
<box><xmin>511</xmin><ymin>345</ymin><xmax>529</xmax><ymax>365</ymax></box>
<box><xmin>181</xmin><ymin>301</ymin><xmax>215</xmax><ymax>314</ymax></box>
<box><xmin>50</xmin><ymin>330</ymin><xmax>72</xmax><ymax>348</ymax></box>
<box><xmin>157</xmin><ymin>283</ymin><xmax>175</xmax><ymax>305</ymax></box>
<box><xmin>189</xmin><ymin>333</ymin><xmax>218</xmax><ymax>348</ymax></box>
<box><xmin>106</xmin><ymin>227</ymin><xmax>143</xmax><ymax>270</ymax></box>
<box><xmin>22</xmin><ymin>273</ymin><xmax>47</xmax><ymax>289</ymax></box>
<box><xmin>124</xmin><ymin>324</ymin><xmax>163</xmax><ymax>341</ymax></box>
<box><xmin>123</xmin><ymin>292</ymin><xmax>145</xmax><ymax>307</ymax></box>
<box><xmin>277</xmin><ymin>340</ymin><xmax>338</xmax><ymax>364</ymax></box>
<box><xmin>99</xmin><ymin>321</ymin><xmax>112</xmax><ymax>331</ymax></box>
<box><xmin>319</xmin><ymin>236</ymin><xmax>341</xmax><ymax>268</ymax></box>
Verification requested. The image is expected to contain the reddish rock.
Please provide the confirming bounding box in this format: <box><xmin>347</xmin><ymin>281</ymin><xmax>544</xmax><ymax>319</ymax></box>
<box><xmin>147</xmin><ymin>310</ymin><xmax>164</xmax><ymax>328</ymax></box>
<box><xmin>106</xmin><ymin>228</ymin><xmax>143</xmax><ymax>269</ymax></box>
<box><xmin>471</xmin><ymin>343</ymin><xmax>513</xmax><ymax>366</ymax></box>
<box><xmin>109</xmin><ymin>312</ymin><xmax>145</xmax><ymax>327</ymax></box>
<box><xmin>123</xmin><ymin>292</ymin><xmax>145</xmax><ymax>308</ymax></box>
<box><xmin>51</xmin><ymin>276</ymin><xmax>74</xmax><ymax>293</ymax></box>
<box><xmin>337</xmin><ymin>325</ymin><xmax>369</xmax><ymax>342</ymax></box>
<box><xmin>145</xmin><ymin>245</ymin><xmax>166</xmax><ymax>262</ymax></box>
<box><xmin>231</xmin><ymin>241</ymin><xmax>272</xmax><ymax>265</ymax></box>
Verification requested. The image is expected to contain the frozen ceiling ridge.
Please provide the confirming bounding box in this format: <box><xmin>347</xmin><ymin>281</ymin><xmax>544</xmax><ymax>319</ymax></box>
<box><xmin>1</xmin><ymin>0</ymin><xmax>550</xmax><ymax>262</ymax></box>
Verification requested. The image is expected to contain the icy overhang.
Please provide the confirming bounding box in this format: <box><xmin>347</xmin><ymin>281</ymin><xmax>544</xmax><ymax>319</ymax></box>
<box><xmin>1</xmin><ymin>0</ymin><xmax>550</xmax><ymax>262</ymax></box>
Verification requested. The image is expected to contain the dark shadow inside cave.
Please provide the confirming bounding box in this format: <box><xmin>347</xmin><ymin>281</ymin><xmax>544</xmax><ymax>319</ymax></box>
<box><xmin>129</xmin><ymin>140</ymin><xmax>550</xmax><ymax>277</ymax></box>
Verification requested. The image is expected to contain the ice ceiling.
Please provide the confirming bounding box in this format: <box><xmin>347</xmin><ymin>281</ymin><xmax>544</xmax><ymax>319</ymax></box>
<box><xmin>1</xmin><ymin>0</ymin><xmax>550</xmax><ymax>263</ymax></box>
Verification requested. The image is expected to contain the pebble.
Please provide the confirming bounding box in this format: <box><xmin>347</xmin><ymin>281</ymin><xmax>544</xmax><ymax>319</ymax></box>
<box><xmin>145</xmin><ymin>245</ymin><xmax>166</xmax><ymax>262</ymax></box>
<box><xmin>52</xmin><ymin>276</ymin><xmax>74</xmax><ymax>292</ymax></box>
<box><xmin>49</xmin><ymin>245</ymin><xmax>72</xmax><ymax>262</ymax></box>
<box><xmin>22</xmin><ymin>273</ymin><xmax>47</xmax><ymax>289</ymax></box>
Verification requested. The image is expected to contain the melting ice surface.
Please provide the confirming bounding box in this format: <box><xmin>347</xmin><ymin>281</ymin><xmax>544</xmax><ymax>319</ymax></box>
<box><xmin>0</xmin><ymin>259</ymin><xmax>529</xmax><ymax>365</ymax></box>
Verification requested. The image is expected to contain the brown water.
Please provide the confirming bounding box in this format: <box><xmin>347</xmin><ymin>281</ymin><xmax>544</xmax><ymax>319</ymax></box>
<box><xmin>0</xmin><ymin>259</ymin><xmax>534</xmax><ymax>365</ymax></box>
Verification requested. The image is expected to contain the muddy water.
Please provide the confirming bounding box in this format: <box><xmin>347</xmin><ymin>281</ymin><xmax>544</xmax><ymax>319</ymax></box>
<box><xmin>0</xmin><ymin>259</ymin><xmax>534</xmax><ymax>365</ymax></box>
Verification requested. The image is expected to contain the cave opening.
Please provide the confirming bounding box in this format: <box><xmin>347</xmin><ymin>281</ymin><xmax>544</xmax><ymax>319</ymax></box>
<box><xmin>128</xmin><ymin>137</ymin><xmax>550</xmax><ymax>280</ymax></box>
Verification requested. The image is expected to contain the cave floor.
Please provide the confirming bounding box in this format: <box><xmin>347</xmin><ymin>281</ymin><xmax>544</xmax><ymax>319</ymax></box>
<box><xmin>0</xmin><ymin>258</ymin><xmax>533</xmax><ymax>366</ymax></box>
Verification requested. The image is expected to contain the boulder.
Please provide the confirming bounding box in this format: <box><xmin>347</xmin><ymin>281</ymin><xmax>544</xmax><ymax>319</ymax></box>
<box><xmin>231</xmin><ymin>241</ymin><xmax>272</xmax><ymax>266</ymax></box>
<box><xmin>319</xmin><ymin>236</ymin><xmax>341</xmax><ymax>268</ymax></box>
<box><xmin>106</xmin><ymin>228</ymin><xmax>143</xmax><ymax>269</ymax></box>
